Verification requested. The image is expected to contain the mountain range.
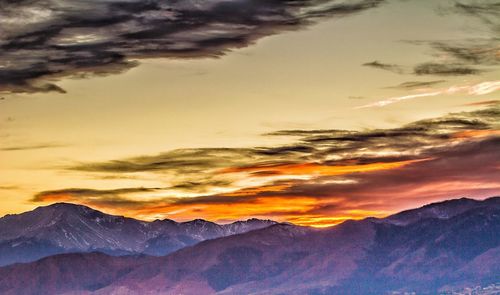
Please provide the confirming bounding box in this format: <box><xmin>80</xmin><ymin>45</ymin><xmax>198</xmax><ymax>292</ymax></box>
<box><xmin>0</xmin><ymin>202</ymin><xmax>276</xmax><ymax>266</ymax></box>
<box><xmin>0</xmin><ymin>197</ymin><xmax>498</xmax><ymax>294</ymax></box>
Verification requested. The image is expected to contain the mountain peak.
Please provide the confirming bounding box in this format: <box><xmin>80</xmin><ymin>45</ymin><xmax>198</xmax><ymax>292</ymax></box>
<box><xmin>0</xmin><ymin>202</ymin><xmax>279</xmax><ymax>266</ymax></box>
<box><xmin>181</xmin><ymin>218</ymin><xmax>215</xmax><ymax>225</ymax></box>
<box><xmin>385</xmin><ymin>196</ymin><xmax>500</xmax><ymax>226</ymax></box>
<box><xmin>35</xmin><ymin>202</ymin><xmax>101</xmax><ymax>214</ymax></box>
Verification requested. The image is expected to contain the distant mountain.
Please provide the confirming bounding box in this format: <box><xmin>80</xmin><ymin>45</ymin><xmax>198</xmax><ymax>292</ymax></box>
<box><xmin>384</xmin><ymin>197</ymin><xmax>500</xmax><ymax>225</ymax></box>
<box><xmin>0</xmin><ymin>203</ymin><xmax>276</xmax><ymax>266</ymax></box>
<box><xmin>0</xmin><ymin>197</ymin><xmax>498</xmax><ymax>294</ymax></box>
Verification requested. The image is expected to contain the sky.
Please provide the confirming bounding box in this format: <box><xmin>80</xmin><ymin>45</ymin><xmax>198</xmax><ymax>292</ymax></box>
<box><xmin>1</xmin><ymin>0</ymin><xmax>499</xmax><ymax>227</ymax></box>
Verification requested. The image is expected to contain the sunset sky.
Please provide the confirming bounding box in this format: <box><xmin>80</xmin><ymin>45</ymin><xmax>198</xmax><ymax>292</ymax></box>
<box><xmin>1</xmin><ymin>0</ymin><xmax>499</xmax><ymax>227</ymax></box>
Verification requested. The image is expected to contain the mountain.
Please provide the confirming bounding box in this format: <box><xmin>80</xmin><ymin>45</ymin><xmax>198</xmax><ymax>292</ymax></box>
<box><xmin>384</xmin><ymin>197</ymin><xmax>500</xmax><ymax>225</ymax></box>
<box><xmin>0</xmin><ymin>203</ymin><xmax>276</xmax><ymax>266</ymax></box>
<box><xmin>0</xmin><ymin>196</ymin><xmax>498</xmax><ymax>294</ymax></box>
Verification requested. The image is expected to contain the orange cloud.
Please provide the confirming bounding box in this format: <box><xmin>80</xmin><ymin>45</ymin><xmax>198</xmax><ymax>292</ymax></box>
<box><xmin>220</xmin><ymin>159</ymin><xmax>430</xmax><ymax>177</ymax></box>
<box><xmin>462</xmin><ymin>100</ymin><xmax>500</xmax><ymax>107</ymax></box>
<box><xmin>452</xmin><ymin>129</ymin><xmax>500</xmax><ymax>139</ymax></box>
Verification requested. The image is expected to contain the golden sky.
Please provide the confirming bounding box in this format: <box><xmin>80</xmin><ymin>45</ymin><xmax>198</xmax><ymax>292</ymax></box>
<box><xmin>1</xmin><ymin>0</ymin><xmax>499</xmax><ymax>226</ymax></box>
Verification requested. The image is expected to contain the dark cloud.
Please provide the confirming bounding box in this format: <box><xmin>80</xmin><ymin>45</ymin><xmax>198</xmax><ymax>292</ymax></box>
<box><xmin>71</xmin><ymin>148</ymin><xmax>258</xmax><ymax>173</ymax></box>
<box><xmin>254</xmin><ymin>145</ymin><xmax>316</xmax><ymax>156</ymax></box>
<box><xmin>413</xmin><ymin>62</ymin><xmax>482</xmax><ymax>76</ymax></box>
<box><xmin>264</xmin><ymin>129</ymin><xmax>350</xmax><ymax>137</ymax></box>
<box><xmin>387</xmin><ymin>80</ymin><xmax>446</xmax><ymax>90</ymax></box>
<box><xmin>431</xmin><ymin>41</ymin><xmax>500</xmax><ymax>65</ymax></box>
<box><xmin>362</xmin><ymin>61</ymin><xmax>404</xmax><ymax>74</ymax></box>
<box><xmin>392</xmin><ymin>1</ymin><xmax>500</xmax><ymax>79</ymax></box>
<box><xmin>450</xmin><ymin>1</ymin><xmax>500</xmax><ymax>32</ymax></box>
<box><xmin>0</xmin><ymin>0</ymin><xmax>384</xmax><ymax>94</ymax></box>
<box><xmin>407</xmin><ymin>39</ymin><xmax>500</xmax><ymax>76</ymax></box>
<box><xmin>32</xmin><ymin>187</ymin><xmax>162</xmax><ymax>202</ymax></box>
<box><xmin>170</xmin><ymin>180</ymin><xmax>232</xmax><ymax>192</ymax></box>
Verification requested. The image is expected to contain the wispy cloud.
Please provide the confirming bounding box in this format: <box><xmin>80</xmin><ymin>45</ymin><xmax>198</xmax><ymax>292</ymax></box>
<box><xmin>357</xmin><ymin>80</ymin><xmax>500</xmax><ymax>108</ymax></box>
<box><xmin>408</xmin><ymin>37</ymin><xmax>499</xmax><ymax>77</ymax></box>
<box><xmin>362</xmin><ymin>61</ymin><xmax>404</xmax><ymax>74</ymax></box>
<box><xmin>387</xmin><ymin>80</ymin><xmax>446</xmax><ymax>90</ymax></box>
<box><xmin>462</xmin><ymin>100</ymin><xmax>500</xmax><ymax>107</ymax></box>
<box><xmin>0</xmin><ymin>143</ymin><xmax>67</xmax><ymax>151</ymax></box>
<box><xmin>0</xmin><ymin>186</ymin><xmax>18</xmax><ymax>191</ymax></box>
<box><xmin>32</xmin><ymin>187</ymin><xmax>164</xmax><ymax>207</ymax></box>
<box><xmin>446</xmin><ymin>1</ymin><xmax>500</xmax><ymax>32</ymax></box>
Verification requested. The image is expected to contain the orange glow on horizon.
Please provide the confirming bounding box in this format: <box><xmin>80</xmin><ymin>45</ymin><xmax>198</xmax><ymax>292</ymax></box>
<box><xmin>30</xmin><ymin>159</ymin><xmax>498</xmax><ymax>228</ymax></box>
<box><xmin>33</xmin><ymin>191</ymin><xmax>395</xmax><ymax>228</ymax></box>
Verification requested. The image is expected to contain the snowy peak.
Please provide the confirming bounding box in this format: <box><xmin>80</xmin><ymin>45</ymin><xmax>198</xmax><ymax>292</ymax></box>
<box><xmin>0</xmin><ymin>202</ymin><xmax>278</xmax><ymax>266</ymax></box>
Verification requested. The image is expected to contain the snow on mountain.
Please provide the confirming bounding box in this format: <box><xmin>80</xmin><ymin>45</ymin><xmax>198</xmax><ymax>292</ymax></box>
<box><xmin>0</xmin><ymin>203</ymin><xmax>276</xmax><ymax>266</ymax></box>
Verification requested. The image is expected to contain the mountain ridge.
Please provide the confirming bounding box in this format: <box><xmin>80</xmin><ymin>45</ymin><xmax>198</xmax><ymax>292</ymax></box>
<box><xmin>383</xmin><ymin>196</ymin><xmax>500</xmax><ymax>225</ymax></box>
<box><xmin>0</xmin><ymin>196</ymin><xmax>499</xmax><ymax>294</ymax></box>
<box><xmin>1</xmin><ymin>202</ymin><xmax>276</xmax><ymax>225</ymax></box>
<box><xmin>0</xmin><ymin>202</ymin><xmax>277</xmax><ymax>266</ymax></box>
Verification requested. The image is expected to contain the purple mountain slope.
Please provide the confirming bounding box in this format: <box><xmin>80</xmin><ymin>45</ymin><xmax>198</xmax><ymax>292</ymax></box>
<box><xmin>0</xmin><ymin>203</ymin><xmax>276</xmax><ymax>266</ymax></box>
<box><xmin>384</xmin><ymin>196</ymin><xmax>500</xmax><ymax>225</ymax></box>
<box><xmin>0</xmin><ymin>196</ymin><xmax>498</xmax><ymax>294</ymax></box>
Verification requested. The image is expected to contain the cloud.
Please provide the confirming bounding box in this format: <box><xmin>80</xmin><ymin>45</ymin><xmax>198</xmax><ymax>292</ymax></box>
<box><xmin>71</xmin><ymin>148</ymin><xmax>260</xmax><ymax>173</ymax></box>
<box><xmin>157</xmin><ymin>136</ymin><xmax>500</xmax><ymax>226</ymax></box>
<box><xmin>32</xmin><ymin>187</ymin><xmax>163</xmax><ymax>206</ymax></box>
<box><xmin>448</xmin><ymin>1</ymin><xmax>500</xmax><ymax>32</ymax></box>
<box><xmin>356</xmin><ymin>91</ymin><xmax>441</xmax><ymax>108</ymax></box>
<box><xmin>413</xmin><ymin>63</ymin><xmax>482</xmax><ymax>76</ymax></box>
<box><xmin>35</xmin><ymin>106</ymin><xmax>500</xmax><ymax>225</ymax></box>
<box><xmin>430</xmin><ymin>41</ymin><xmax>500</xmax><ymax>65</ymax></box>
<box><xmin>264</xmin><ymin>129</ymin><xmax>349</xmax><ymax>137</ymax></box>
<box><xmin>282</xmin><ymin>137</ymin><xmax>500</xmax><ymax>204</ymax></box>
<box><xmin>407</xmin><ymin>36</ymin><xmax>499</xmax><ymax>78</ymax></box>
<box><xmin>0</xmin><ymin>143</ymin><xmax>67</xmax><ymax>151</ymax></box>
<box><xmin>219</xmin><ymin>159</ymin><xmax>429</xmax><ymax>176</ymax></box>
<box><xmin>387</xmin><ymin>80</ymin><xmax>446</xmax><ymax>90</ymax></box>
<box><xmin>362</xmin><ymin>61</ymin><xmax>404</xmax><ymax>74</ymax></box>
<box><xmin>463</xmin><ymin>100</ymin><xmax>500</xmax><ymax>107</ymax></box>
<box><xmin>0</xmin><ymin>186</ymin><xmax>18</xmax><ymax>191</ymax></box>
<box><xmin>0</xmin><ymin>0</ymin><xmax>384</xmax><ymax>94</ymax></box>
<box><xmin>71</xmin><ymin>108</ymin><xmax>500</xmax><ymax>177</ymax></box>
<box><xmin>372</xmin><ymin>39</ymin><xmax>499</xmax><ymax>78</ymax></box>
<box><xmin>357</xmin><ymin>80</ymin><xmax>500</xmax><ymax>108</ymax></box>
